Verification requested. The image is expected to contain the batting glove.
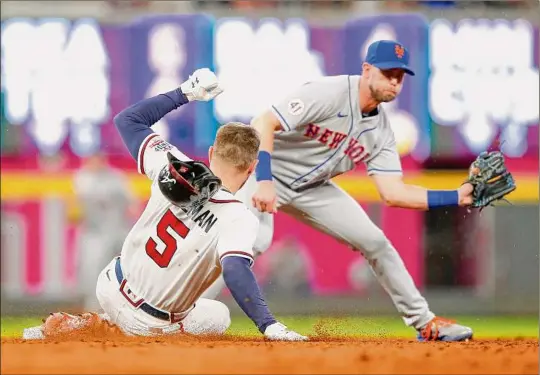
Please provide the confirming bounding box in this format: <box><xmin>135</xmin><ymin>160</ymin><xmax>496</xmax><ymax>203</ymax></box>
<box><xmin>180</xmin><ymin>68</ymin><xmax>223</xmax><ymax>102</ymax></box>
<box><xmin>264</xmin><ymin>322</ymin><xmax>309</xmax><ymax>341</ymax></box>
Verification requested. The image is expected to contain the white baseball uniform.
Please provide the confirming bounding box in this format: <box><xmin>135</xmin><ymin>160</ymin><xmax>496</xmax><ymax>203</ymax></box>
<box><xmin>205</xmin><ymin>75</ymin><xmax>436</xmax><ymax>330</ymax></box>
<box><xmin>96</xmin><ymin>133</ymin><xmax>258</xmax><ymax>337</ymax></box>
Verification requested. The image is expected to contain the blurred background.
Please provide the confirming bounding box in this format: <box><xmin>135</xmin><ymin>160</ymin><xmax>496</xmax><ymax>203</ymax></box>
<box><xmin>1</xmin><ymin>0</ymin><xmax>538</xmax><ymax>324</ymax></box>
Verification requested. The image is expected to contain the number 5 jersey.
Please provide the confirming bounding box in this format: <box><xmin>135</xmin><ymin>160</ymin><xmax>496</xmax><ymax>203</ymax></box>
<box><xmin>120</xmin><ymin>134</ymin><xmax>258</xmax><ymax>315</ymax></box>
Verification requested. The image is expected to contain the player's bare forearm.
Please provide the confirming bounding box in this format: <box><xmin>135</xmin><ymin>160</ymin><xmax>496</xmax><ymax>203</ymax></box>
<box><xmin>250</xmin><ymin>111</ymin><xmax>283</xmax><ymax>212</ymax></box>
<box><xmin>392</xmin><ymin>184</ymin><xmax>429</xmax><ymax>210</ymax></box>
<box><xmin>250</xmin><ymin>110</ymin><xmax>283</xmax><ymax>153</ymax></box>
<box><xmin>372</xmin><ymin>174</ymin><xmax>473</xmax><ymax>210</ymax></box>
<box><xmin>378</xmin><ymin>180</ymin><xmax>429</xmax><ymax>210</ymax></box>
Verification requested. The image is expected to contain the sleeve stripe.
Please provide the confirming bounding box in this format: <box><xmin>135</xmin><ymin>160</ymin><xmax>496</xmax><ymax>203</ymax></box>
<box><xmin>220</xmin><ymin>251</ymin><xmax>254</xmax><ymax>265</ymax></box>
<box><xmin>271</xmin><ymin>105</ymin><xmax>291</xmax><ymax>131</ymax></box>
<box><xmin>137</xmin><ymin>133</ymin><xmax>159</xmax><ymax>175</ymax></box>
<box><xmin>367</xmin><ymin>168</ymin><xmax>403</xmax><ymax>174</ymax></box>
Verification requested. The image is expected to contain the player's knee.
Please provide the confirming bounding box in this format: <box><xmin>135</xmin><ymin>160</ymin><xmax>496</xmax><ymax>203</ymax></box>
<box><xmin>216</xmin><ymin>302</ymin><xmax>231</xmax><ymax>334</ymax></box>
<box><xmin>192</xmin><ymin>299</ymin><xmax>231</xmax><ymax>335</ymax></box>
<box><xmin>351</xmin><ymin>229</ymin><xmax>391</xmax><ymax>256</ymax></box>
<box><xmin>206</xmin><ymin>300</ymin><xmax>231</xmax><ymax>335</ymax></box>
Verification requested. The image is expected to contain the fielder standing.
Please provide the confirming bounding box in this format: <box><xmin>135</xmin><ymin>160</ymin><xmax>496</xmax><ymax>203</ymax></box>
<box><xmin>205</xmin><ymin>40</ymin><xmax>475</xmax><ymax>342</ymax></box>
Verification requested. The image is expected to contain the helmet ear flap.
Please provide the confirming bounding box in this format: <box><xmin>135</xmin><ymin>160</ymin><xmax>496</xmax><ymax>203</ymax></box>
<box><xmin>198</xmin><ymin>175</ymin><xmax>222</xmax><ymax>202</ymax></box>
<box><xmin>189</xmin><ymin>161</ymin><xmax>222</xmax><ymax>201</ymax></box>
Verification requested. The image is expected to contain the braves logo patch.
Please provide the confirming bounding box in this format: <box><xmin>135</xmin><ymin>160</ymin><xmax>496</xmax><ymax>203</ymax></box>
<box><xmin>287</xmin><ymin>99</ymin><xmax>305</xmax><ymax>116</ymax></box>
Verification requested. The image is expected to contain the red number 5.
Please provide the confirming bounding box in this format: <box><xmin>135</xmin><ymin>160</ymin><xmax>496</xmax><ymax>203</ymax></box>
<box><xmin>146</xmin><ymin>209</ymin><xmax>190</xmax><ymax>268</ymax></box>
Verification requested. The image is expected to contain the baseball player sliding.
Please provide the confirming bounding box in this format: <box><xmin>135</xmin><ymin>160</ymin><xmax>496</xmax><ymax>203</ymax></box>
<box><xmin>203</xmin><ymin>40</ymin><xmax>515</xmax><ymax>342</ymax></box>
<box><xmin>23</xmin><ymin>68</ymin><xmax>307</xmax><ymax>341</ymax></box>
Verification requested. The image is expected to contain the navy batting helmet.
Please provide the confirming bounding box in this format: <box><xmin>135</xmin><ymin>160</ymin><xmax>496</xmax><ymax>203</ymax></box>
<box><xmin>158</xmin><ymin>152</ymin><xmax>222</xmax><ymax>213</ymax></box>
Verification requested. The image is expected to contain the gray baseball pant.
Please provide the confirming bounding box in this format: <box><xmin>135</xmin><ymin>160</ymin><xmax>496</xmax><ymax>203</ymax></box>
<box><xmin>201</xmin><ymin>175</ymin><xmax>435</xmax><ymax>330</ymax></box>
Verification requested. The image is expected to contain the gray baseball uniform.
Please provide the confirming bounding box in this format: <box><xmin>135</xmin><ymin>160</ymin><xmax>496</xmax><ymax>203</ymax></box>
<box><xmin>204</xmin><ymin>75</ymin><xmax>435</xmax><ymax>330</ymax></box>
<box><xmin>73</xmin><ymin>167</ymin><xmax>133</xmax><ymax>310</ymax></box>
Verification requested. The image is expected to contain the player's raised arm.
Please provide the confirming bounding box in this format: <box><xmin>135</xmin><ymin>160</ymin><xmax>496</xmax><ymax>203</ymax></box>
<box><xmin>113</xmin><ymin>68</ymin><xmax>223</xmax><ymax>180</ymax></box>
<box><xmin>251</xmin><ymin>79</ymin><xmax>341</xmax><ymax>213</ymax></box>
<box><xmin>368</xmin><ymin>135</ymin><xmax>473</xmax><ymax>210</ymax></box>
<box><xmin>218</xmin><ymin>215</ymin><xmax>308</xmax><ymax>341</ymax></box>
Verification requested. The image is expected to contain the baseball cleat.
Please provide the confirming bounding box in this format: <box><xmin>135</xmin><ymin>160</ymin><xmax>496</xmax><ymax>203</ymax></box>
<box><xmin>417</xmin><ymin>317</ymin><xmax>473</xmax><ymax>342</ymax></box>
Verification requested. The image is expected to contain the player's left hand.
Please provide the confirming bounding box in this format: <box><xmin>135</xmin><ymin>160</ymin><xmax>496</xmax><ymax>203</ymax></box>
<box><xmin>180</xmin><ymin>68</ymin><xmax>224</xmax><ymax>102</ymax></box>
<box><xmin>465</xmin><ymin>150</ymin><xmax>516</xmax><ymax>209</ymax></box>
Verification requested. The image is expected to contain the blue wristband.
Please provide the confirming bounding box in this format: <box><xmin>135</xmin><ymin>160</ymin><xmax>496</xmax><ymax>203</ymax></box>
<box><xmin>427</xmin><ymin>190</ymin><xmax>459</xmax><ymax>209</ymax></box>
<box><xmin>255</xmin><ymin>151</ymin><xmax>273</xmax><ymax>181</ymax></box>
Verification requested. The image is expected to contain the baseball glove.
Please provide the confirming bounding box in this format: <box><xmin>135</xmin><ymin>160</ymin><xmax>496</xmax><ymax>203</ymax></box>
<box><xmin>466</xmin><ymin>151</ymin><xmax>516</xmax><ymax>209</ymax></box>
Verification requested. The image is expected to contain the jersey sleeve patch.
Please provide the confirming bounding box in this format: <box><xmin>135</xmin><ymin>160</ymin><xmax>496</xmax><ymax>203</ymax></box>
<box><xmin>137</xmin><ymin>133</ymin><xmax>160</xmax><ymax>175</ymax></box>
<box><xmin>269</xmin><ymin>77</ymin><xmax>345</xmax><ymax>132</ymax></box>
<box><xmin>137</xmin><ymin>134</ymin><xmax>190</xmax><ymax>181</ymax></box>
<box><xmin>287</xmin><ymin>99</ymin><xmax>305</xmax><ymax>116</ymax></box>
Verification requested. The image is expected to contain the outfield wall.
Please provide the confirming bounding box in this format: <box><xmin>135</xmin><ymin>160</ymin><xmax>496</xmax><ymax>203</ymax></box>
<box><xmin>1</xmin><ymin>170</ymin><xmax>538</xmax><ymax>316</ymax></box>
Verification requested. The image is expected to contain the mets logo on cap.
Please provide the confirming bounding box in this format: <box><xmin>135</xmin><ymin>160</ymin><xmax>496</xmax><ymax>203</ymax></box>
<box><xmin>395</xmin><ymin>44</ymin><xmax>405</xmax><ymax>59</ymax></box>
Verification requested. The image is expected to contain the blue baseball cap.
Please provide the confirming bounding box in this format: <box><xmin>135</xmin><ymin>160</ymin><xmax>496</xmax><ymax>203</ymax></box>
<box><xmin>365</xmin><ymin>40</ymin><xmax>415</xmax><ymax>76</ymax></box>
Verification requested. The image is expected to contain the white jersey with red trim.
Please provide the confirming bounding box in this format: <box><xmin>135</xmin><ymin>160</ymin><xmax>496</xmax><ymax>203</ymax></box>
<box><xmin>119</xmin><ymin>133</ymin><xmax>258</xmax><ymax>315</ymax></box>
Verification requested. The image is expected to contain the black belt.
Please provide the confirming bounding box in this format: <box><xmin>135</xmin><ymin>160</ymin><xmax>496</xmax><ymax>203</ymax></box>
<box><xmin>114</xmin><ymin>257</ymin><xmax>180</xmax><ymax>323</ymax></box>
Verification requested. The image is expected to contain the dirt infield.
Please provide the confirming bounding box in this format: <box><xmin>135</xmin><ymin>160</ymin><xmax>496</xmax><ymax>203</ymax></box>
<box><xmin>1</xmin><ymin>336</ymin><xmax>537</xmax><ymax>374</ymax></box>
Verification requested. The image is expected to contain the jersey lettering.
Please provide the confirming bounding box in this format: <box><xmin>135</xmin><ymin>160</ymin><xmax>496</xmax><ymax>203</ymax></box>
<box><xmin>318</xmin><ymin>128</ymin><xmax>333</xmax><ymax>145</ymax></box>
<box><xmin>328</xmin><ymin>132</ymin><xmax>347</xmax><ymax>149</ymax></box>
<box><xmin>303</xmin><ymin>123</ymin><xmax>370</xmax><ymax>165</ymax></box>
<box><xmin>304</xmin><ymin>123</ymin><xmax>320</xmax><ymax>138</ymax></box>
<box><xmin>344</xmin><ymin>138</ymin><xmax>370</xmax><ymax>164</ymax></box>
<box><xmin>192</xmin><ymin>209</ymin><xmax>218</xmax><ymax>233</ymax></box>
<box><xmin>145</xmin><ymin>209</ymin><xmax>190</xmax><ymax>268</ymax></box>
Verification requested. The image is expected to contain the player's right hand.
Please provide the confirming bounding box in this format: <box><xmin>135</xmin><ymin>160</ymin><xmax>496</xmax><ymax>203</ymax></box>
<box><xmin>264</xmin><ymin>322</ymin><xmax>308</xmax><ymax>341</ymax></box>
<box><xmin>252</xmin><ymin>181</ymin><xmax>277</xmax><ymax>213</ymax></box>
<box><xmin>180</xmin><ymin>68</ymin><xmax>224</xmax><ymax>102</ymax></box>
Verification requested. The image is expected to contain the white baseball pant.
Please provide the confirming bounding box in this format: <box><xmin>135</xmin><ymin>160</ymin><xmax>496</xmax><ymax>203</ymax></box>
<box><xmin>96</xmin><ymin>258</ymin><xmax>231</xmax><ymax>337</ymax></box>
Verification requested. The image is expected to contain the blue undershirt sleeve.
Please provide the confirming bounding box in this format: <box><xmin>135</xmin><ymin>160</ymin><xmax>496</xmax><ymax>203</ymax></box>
<box><xmin>221</xmin><ymin>256</ymin><xmax>277</xmax><ymax>333</ymax></box>
<box><xmin>113</xmin><ymin>88</ymin><xmax>188</xmax><ymax>160</ymax></box>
